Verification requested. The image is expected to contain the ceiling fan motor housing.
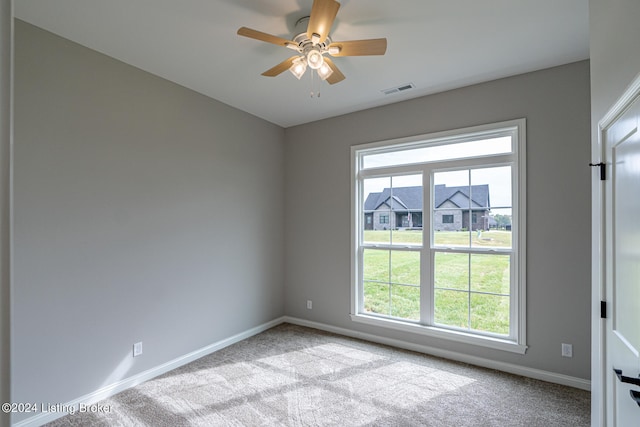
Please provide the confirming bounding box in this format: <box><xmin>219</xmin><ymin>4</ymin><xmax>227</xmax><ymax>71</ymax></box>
<box><xmin>293</xmin><ymin>17</ymin><xmax>332</xmax><ymax>51</ymax></box>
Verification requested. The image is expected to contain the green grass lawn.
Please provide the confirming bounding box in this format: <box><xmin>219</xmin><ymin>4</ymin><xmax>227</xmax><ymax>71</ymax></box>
<box><xmin>364</xmin><ymin>229</ymin><xmax>511</xmax><ymax>248</ymax></box>
<box><xmin>362</xmin><ymin>230</ymin><xmax>511</xmax><ymax>335</ymax></box>
<box><xmin>363</xmin><ymin>230</ymin><xmax>422</xmax><ymax>245</ymax></box>
<box><xmin>363</xmin><ymin>249</ymin><xmax>421</xmax><ymax>320</ymax></box>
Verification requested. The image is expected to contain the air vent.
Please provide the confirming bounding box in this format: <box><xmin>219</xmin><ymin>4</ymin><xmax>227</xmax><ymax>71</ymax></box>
<box><xmin>381</xmin><ymin>83</ymin><xmax>415</xmax><ymax>95</ymax></box>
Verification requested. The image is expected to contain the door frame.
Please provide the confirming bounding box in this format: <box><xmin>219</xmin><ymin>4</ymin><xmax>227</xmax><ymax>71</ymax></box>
<box><xmin>593</xmin><ymin>72</ymin><xmax>640</xmax><ymax>426</ymax></box>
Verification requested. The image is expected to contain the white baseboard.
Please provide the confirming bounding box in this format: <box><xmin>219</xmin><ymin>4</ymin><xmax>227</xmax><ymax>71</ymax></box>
<box><xmin>15</xmin><ymin>314</ymin><xmax>589</xmax><ymax>426</ymax></box>
<box><xmin>13</xmin><ymin>317</ymin><xmax>286</xmax><ymax>427</ymax></box>
<box><xmin>282</xmin><ymin>316</ymin><xmax>591</xmax><ymax>391</ymax></box>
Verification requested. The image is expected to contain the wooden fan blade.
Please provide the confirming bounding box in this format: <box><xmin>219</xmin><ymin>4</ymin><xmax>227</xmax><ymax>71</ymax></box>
<box><xmin>262</xmin><ymin>56</ymin><xmax>299</xmax><ymax>77</ymax></box>
<box><xmin>323</xmin><ymin>57</ymin><xmax>345</xmax><ymax>85</ymax></box>
<box><xmin>307</xmin><ymin>0</ymin><xmax>340</xmax><ymax>43</ymax></box>
<box><xmin>237</xmin><ymin>27</ymin><xmax>295</xmax><ymax>48</ymax></box>
<box><xmin>328</xmin><ymin>38</ymin><xmax>387</xmax><ymax>56</ymax></box>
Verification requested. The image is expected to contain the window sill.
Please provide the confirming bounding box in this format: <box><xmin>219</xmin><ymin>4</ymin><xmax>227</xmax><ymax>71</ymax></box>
<box><xmin>350</xmin><ymin>313</ymin><xmax>528</xmax><ymax>354</ymax></box>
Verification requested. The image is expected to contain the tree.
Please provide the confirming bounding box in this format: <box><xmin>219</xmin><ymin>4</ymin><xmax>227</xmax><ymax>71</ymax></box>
<box><xmin>493</xmin><ymin>214</ymin><xmax>511</xmax><ymax>229</ymax></box>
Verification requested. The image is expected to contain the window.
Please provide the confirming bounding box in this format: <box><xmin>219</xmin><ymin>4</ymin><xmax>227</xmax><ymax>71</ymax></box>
<box><xmin>351</xmin><ymin>120</ymin><xmax>526</xmax><ymax>353</ymax></box>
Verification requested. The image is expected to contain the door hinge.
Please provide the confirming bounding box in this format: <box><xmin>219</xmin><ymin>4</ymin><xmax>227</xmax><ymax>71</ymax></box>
<box><xmin>601</xmin><ymin>301</ymin><xmax>606</xmax><ymax>319</ymax></box>
<box><xmin>589</xmin><ymin>162</ymin><xmax>606</xmax><ymax>180</ymax></box>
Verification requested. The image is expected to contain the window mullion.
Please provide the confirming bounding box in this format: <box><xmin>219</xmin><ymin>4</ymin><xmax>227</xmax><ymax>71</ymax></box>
<box><xmin>421</xmin><ymin>168</ymin><xmax>432</xmax><ymax>325</ymax></box>
<box><xmin>387</xmin><ymin>249</ymin><xmax>392</xmax><ymax>316</ymax></box>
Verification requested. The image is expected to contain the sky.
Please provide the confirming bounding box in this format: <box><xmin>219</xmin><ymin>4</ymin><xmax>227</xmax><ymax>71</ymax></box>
<box><xmin>362</xmin><ymin>136</ymin><xmax>511</xmax><ymax>169</ymax></box>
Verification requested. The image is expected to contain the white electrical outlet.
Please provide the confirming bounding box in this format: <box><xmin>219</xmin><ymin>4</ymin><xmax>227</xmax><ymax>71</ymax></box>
<box><xmin>307</xmin><ymin>300</ymin><xmax>312</xmax><ymax>309</ymax></box>
<box><xmin>133</xmin><ymin>342</ymin><xmax>143</xmax><ymax>357</ymax></box>
<box><xmin>561</xmin><ymin>343</ymin><xmax>572</xmax><ymax>358</ymax></box>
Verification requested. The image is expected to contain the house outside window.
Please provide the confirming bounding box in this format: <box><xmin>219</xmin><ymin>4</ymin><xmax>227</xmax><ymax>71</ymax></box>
<box><xmin>351</xmin><ymin>119</ymin><xmax>527</xmax><ymax>353</ymax></box>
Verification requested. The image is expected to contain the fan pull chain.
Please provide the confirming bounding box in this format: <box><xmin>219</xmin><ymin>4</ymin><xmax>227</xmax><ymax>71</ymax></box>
<box><xmin>310</xmin><ymin>68</ymin><xmax>315</xmax><ymax>98</ymax></box>
<box><xmin>309</xmin><ymin>70</ymin><xmax>321</xmax><ymax>98</ymax></box>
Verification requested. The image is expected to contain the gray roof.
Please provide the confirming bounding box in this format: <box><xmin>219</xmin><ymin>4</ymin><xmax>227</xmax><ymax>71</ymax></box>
<box><xmin>435</xmin><ymin>184</ymin><xmax>490</xmax><ymax>209</ymax></box>
<box><xmin>364</xmin><ymin>184</ymin><xmax>490</xmax><ymax>212</ymax></box>
<box><xmin>364</xmin><ymin>186</ymin><xmax>422</xmax><ymax>211</ymax></box>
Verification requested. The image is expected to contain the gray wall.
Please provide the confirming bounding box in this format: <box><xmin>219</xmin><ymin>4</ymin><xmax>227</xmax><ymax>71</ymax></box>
<box><xmin>284</xmin><ymin>60</ymin><xmax>592</xmax><ymax>380</ymax></box>
<box><xmin>589</xmin><ymin>0</ymin><xmax>640</xmax><ymax>422</ymax></box>
<box><xmin>1</xmin><ymin>2</ymin><xmax>12</xmax><ymax>427</ymax></box>
<box><xmin>590</xmin><ymin>0</ymin><xmax>640</xmax><ymax>126</ymax></box>
<box><xmin>12</xmin><ymin>20</ymin><xmax>285</xmax><ymax>422</ymax></box>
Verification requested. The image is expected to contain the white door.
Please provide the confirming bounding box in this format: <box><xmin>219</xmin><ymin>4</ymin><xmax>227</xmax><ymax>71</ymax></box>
<box><xmin>604</xmin><ymin>94</ymin><xmax>640</xmax><ymax>426</ymax></box>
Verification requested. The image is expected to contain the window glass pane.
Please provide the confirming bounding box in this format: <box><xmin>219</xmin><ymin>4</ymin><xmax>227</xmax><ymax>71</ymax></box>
<box><xmin>489</xmin><ymin>208</ymin><xmax>513</xmax><ymax>231</ymax></box>
<box><xmin>363</xmin><ymin>249</ymin><xmax>389</xmax><ymax>282</ymax></box>
<box><xmin>364</xmin><ymin>282</ymin><xmax>389</xmax><ymax>316</ymax></box>
<box><xmin>364</xmin><ymin>249</ymin><xmax>420</xmax><ymax>321</ymax></box>
<box><xmin>434</xmin><ymin>253</ymin><xmax>511</xmax><ymax>333</ymax></box>
<box><xmin>471</xmin><ymin>167</ymin><xmax>512</xmax><ymax>249</ymax></box>
<box><xmin>470</xmin><ymin>254</ymin><xmax>510</xmax><ymax>294</ymax></box>
<box><xmin>434</xmin><ymin>289</ymin><xmax>468</xmax><ymax>328</ymax></box>
<box><xmin>434</xmin><ymin>170</ymin><xmax>471</xmax><ymax>247</ymax></box>
<box><xmin>391</xmin><ymin>228</ymin><xmax>422</xmax><ymax>245</ymax></box>
<box><xmin>362</xmin><ymin>136</ymin><xmax>512</xmax><ymax>169</ymax></box>
<box><xmin>472</xmin><ymin>228</ymin><xmax>512</xmax><ymax>248</ymax></box>
<box><xmin>472</xmin><ymin>166</ymin><xmax>512</xmax><ymax>207</ymax></box>
<box><xmin>363</xmin><ymin>175</ymin><xmax>422</xmax><ymax>246</ymax></box>
<box><xmin>483</xmin><ymin>207</ymin><xmax>513</xmax><ymax>250</ymax></box>
<box><xmin>391</xmin><ymin>285</ymin><xmax>420</xmax><ymax>320</ymax></box>
<box><xmin>391</xmin><ymin>250</ymin><xmax>420</xmax><ymax>320</ymax></box>
<box><xmin>363</xmin><ymin>177</ymin><xmax>391</xmax><ymax>245</ymax></box>
<box><xmin>390</xmin><ymin>175</ymin><xmax>422</xmax><ymax>246</ymax></box>
<box><xmin>434</xmin><ymin>252</ymin><xmax>468</xmax><ymax>291</ymax></box>
<box><xmin>470</xmin><ymin>294</ymin><xmax>510</xmax><ymax>335</ymax></box>
<box><xmin>390</xmin><ymin>251</ymin><xmax>420</xmax><ymax>286</ymax></box>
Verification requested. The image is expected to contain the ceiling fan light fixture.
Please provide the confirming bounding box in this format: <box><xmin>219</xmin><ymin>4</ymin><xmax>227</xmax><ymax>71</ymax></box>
<box><xmin>289</xmin><ymin>57</ymin><xmax>307</xmax><ymax>79</ymax></box>
<box><xmin>237</xmin><ymin>0</ymin><xmax>387</xmax><ymax>87</ymax></box>
<box><xmin>306</xmin><ymin>49</ymin><xmax>324</xmax><ymax>69</ymax></box>
<box><xmin>317</xmin><ymin>62</ymin><xmax>334</xmax><ymax>81</ymax></box>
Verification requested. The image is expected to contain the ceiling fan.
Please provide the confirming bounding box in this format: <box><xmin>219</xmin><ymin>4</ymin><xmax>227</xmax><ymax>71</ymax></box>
<box><xmin>237</xmin><ymin>0</ymin><xmax>387</xmax><ymax>85</ymax></box>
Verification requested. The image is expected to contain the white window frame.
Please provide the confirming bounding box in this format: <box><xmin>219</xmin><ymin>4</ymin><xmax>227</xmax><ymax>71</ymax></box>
<box><xmin>350</xmin><ymin>119</ymin><xmax>527</xmax><ymax>354</ymax></box>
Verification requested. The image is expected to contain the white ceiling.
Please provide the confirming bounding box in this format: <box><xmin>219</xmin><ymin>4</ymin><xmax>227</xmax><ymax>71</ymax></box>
<box><xmin>15</xmin><ymin>0</ymin><xmax>589</xmax><ymax>128</ymax></box>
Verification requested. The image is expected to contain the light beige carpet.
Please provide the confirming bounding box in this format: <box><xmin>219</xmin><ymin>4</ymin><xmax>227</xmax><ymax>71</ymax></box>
<box><xmin>46</xmin><ymin>323</ymin><xmax>589</xmax><ymax>426</ymax></box>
